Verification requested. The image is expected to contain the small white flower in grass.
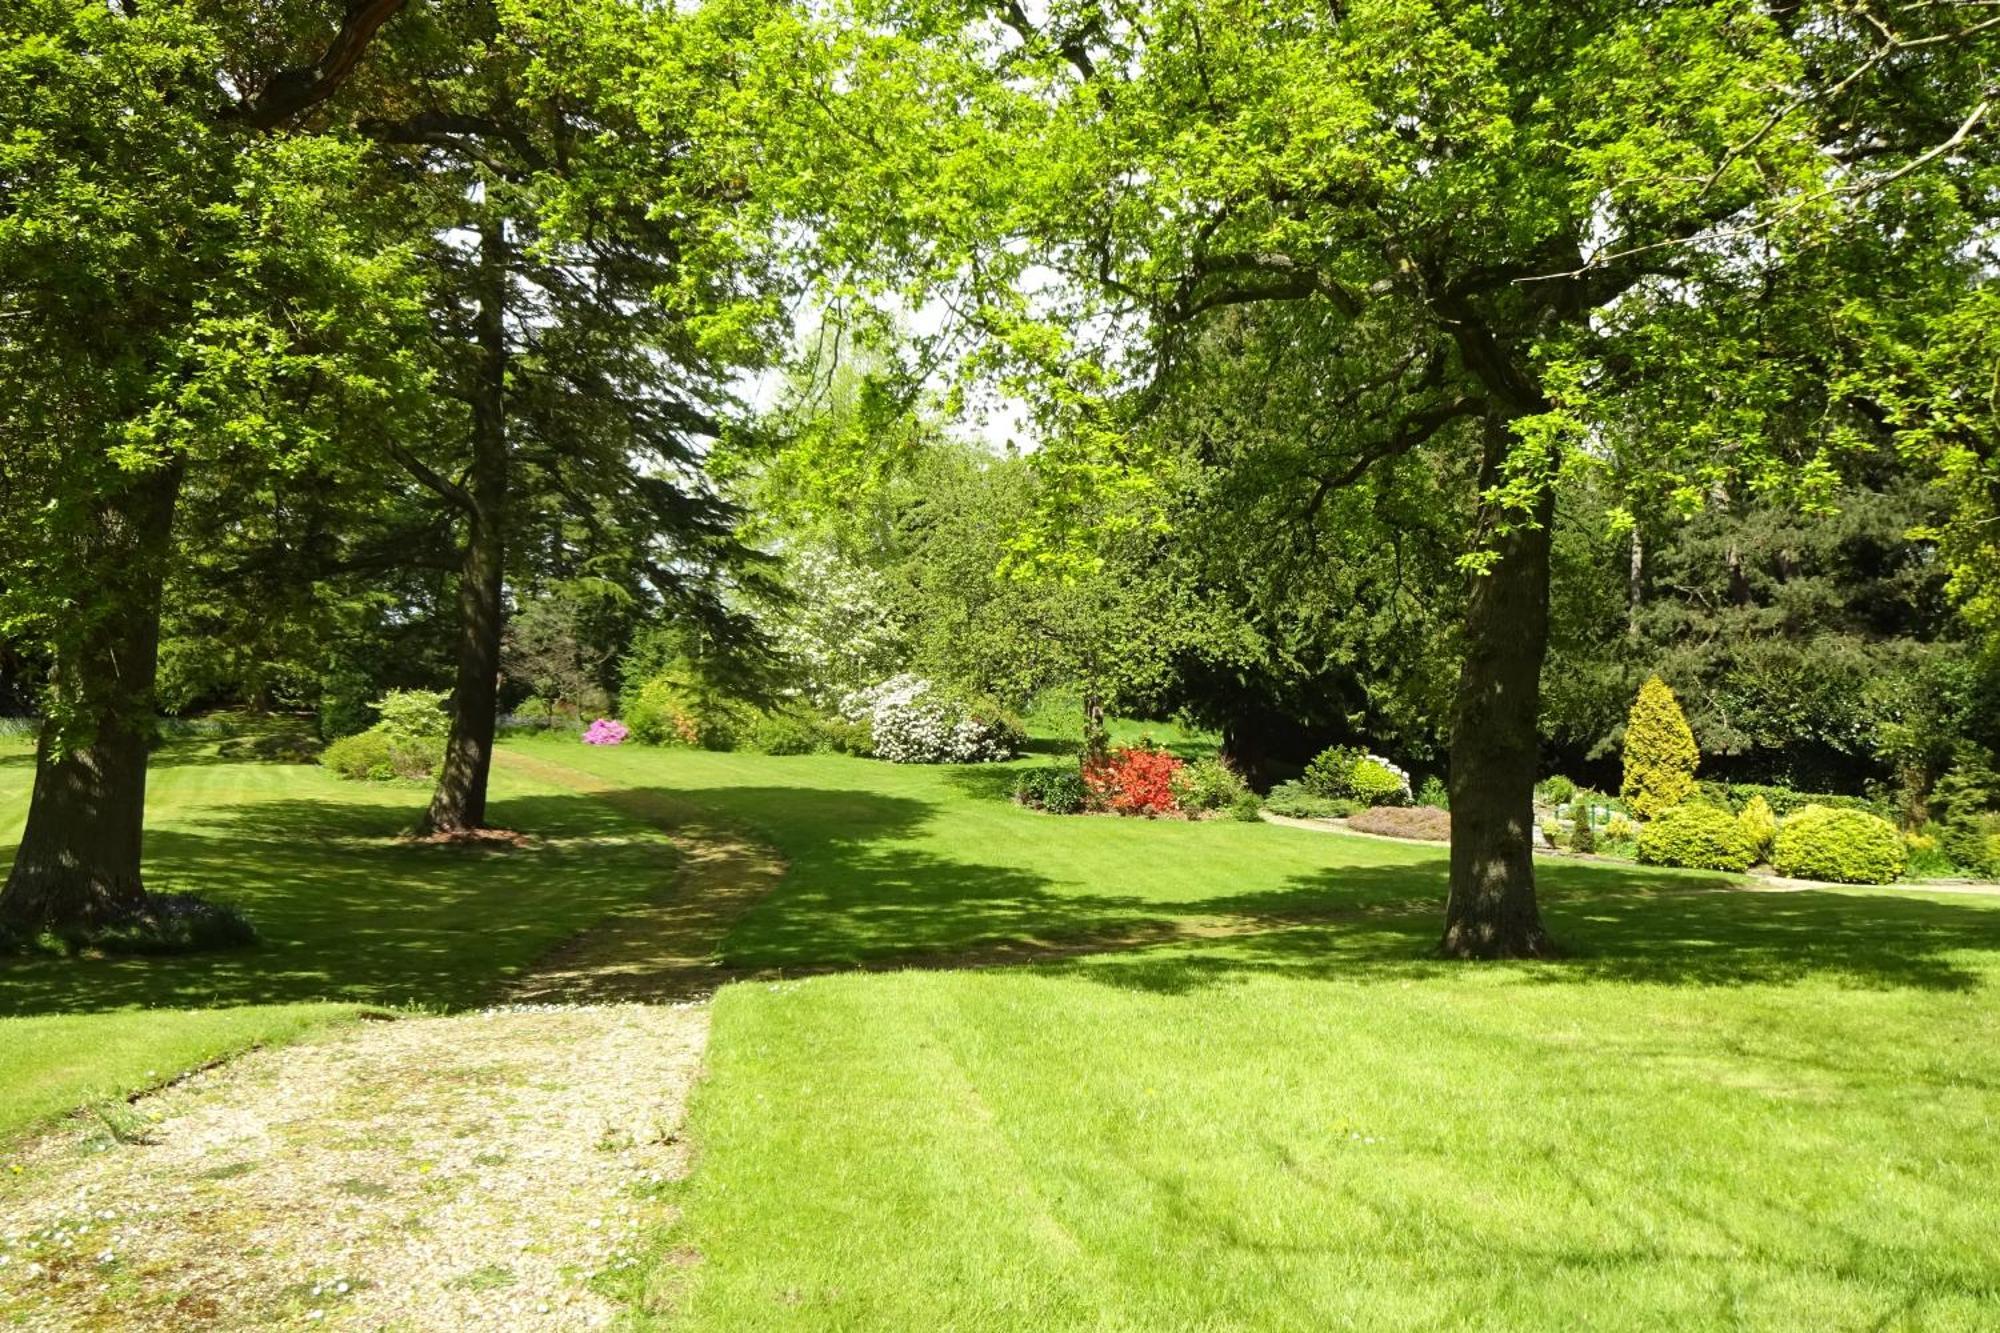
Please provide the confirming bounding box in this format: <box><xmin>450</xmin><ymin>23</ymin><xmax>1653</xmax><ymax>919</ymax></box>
<box><xmin>306</xmin><ymin>1311</ymin><xmax>324</xmax><ymax>1322</ymax></box>
<box><xmin>335</xmin><ymin>1280</ymin><xmax>350</xmax><ymax>1294</ymax></box>
<box><xmin>96</xmin><ymin>1249</ymin><xmax>114</xmax><ymax>1264</ymax></box>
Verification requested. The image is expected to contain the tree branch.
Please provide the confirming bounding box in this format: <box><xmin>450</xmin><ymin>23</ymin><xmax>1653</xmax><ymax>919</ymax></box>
<box><xmin>232</xmin><ymin>0</ymin><xmax>407</xmax><ymax>131</ymax></box>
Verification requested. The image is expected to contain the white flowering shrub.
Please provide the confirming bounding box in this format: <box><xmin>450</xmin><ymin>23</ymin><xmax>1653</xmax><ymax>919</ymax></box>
<box><xmin>842</xmin><ymin>674</ymin><xmax>1020</xmax><ymax>764</ymax></box>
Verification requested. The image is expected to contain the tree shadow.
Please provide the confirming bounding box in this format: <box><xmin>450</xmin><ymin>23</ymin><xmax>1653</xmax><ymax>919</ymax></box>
<box><xmin>938</xmin><ymin>764</ymin><xmax>1031</xmax><ymax>802</ymax></box>
<box><xmin>10</xmin><ymin>757</ymin><xmax>1999</xmax><ymax>1019</ymax></box>
<box><xmin>0</xmin><ymin>785</ymin><xmax>925</xmax><ymax>1018</ymax></box>
<box><xmin>1040</xmin><ymin>861</ymin><xmax>2000</xmax><ymax>997</ymax></box>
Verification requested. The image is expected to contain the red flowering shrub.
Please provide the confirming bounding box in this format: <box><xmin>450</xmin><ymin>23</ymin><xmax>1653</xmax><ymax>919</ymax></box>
<box><xmin>1083</xmin><ymin>744</ymin><xmax>1184</xmax><ymax>817</ymax></box>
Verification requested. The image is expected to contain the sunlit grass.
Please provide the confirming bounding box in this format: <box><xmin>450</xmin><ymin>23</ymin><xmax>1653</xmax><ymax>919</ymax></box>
<box><xmin>0</xmin><ymin>737</ymin><xmax>678</xmax><ymax>1140</ymax></box>
<box><xmin>532</xmin><ymin>739</ymin><xmax>2000</xmax><ymax>1330</ymax></box>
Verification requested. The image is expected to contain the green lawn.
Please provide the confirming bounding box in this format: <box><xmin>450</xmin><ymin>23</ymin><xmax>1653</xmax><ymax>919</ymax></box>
<box><xmin>510</xmin><ymin>740</ymin><xmax>2000</xmax><ymax>1331</ymax></box>
<box><xmin>0</xmin><ymin>738</ymin><xmax>678</xmax><ymax>1142</ymax></box>
<box><xmin>6</xmin><ymin>734</ymin><xmax>2000</xmax><ymax>1328</ymax></box>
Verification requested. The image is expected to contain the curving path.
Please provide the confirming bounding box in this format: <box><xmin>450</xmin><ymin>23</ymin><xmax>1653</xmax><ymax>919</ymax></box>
<box><xmin>0</xmin><ymin>751</ymin><xmax>782</xmax><ymax>1331</ymax></box>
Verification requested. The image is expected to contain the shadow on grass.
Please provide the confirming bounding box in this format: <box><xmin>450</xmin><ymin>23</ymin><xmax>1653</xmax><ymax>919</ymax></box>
<box><xmin>0</xmin><ymin>784</ymin><xmax>918</xmax><ymax>1018</ymax></box>
<box><xmin>9</xmin><ymin>756</ymin><xmax>2000</xmax><ymax>1018</ymax></box>
<box><xmin>1045</xmin><ymin>863</ymin><xmax>2000</xmax><ymax>997</ymax></box>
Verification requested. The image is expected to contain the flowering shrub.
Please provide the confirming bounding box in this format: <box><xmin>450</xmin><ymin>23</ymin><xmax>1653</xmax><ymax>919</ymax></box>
<box><xmin>583</xmin><ymin>718</ymin><xmax>629</xmax><ymax>746</ymax></box>
<box><xmin>1084</xmin><ymin>743</ymin><xmax>1183</xmax><ymax>817</ymax></box>
<box><xmin>1301</xmin><ymin>744</ymin><xmax>1413</xmax><ymax>805</ymax></box>
<box><xmin>841</xmin><ymin>674</ymin><xmax>1020</xmax><ymax>764</ymax></box>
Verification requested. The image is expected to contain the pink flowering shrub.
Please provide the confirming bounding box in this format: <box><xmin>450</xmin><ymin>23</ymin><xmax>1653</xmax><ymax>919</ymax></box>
<box><xmin>583</xmin><ymin>718</ymin><xmax>629</xmax><ymax>746</ymax></box>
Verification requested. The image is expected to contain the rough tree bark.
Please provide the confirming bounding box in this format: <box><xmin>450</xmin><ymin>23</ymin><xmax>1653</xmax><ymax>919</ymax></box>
<box><xmin>0</xmin><ymin>462</ymin><xmax>185</xmax><ymax>933</ymax></box>
<box><xmin>422</xmin><ymin>214</ymin><xmax>511</xmax><ymax>835</ymax></box>
<box><xmin>1440</xmin><ymin>411</ymin><xmax>1557</xmax><ymax>959</ymax></box>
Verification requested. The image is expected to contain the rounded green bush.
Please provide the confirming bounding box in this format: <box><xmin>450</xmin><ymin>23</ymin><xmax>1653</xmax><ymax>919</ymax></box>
<box><xmin>1301</xmin><ymin>745</ymin><xmax>1362</xmax><ymax>799</ymax></box>
<box><xmin>1636</xmin><ymin>803</ymin><xmax>1756</xmax><ymax>872</ymax></box>
<box><xmin>1014</xmin><ymin>766</ymin><xmax>1087</xmax><ymax>815</ymax></box>
<box><xmin>1772</xmin><ymin>807</ymin><xmax>1906</xmax><ymax>884</ymax></box>
<box><xmin>1348</xmin><ymin>758</ymin><xmax>1410</xmax><ymax>807</ymax></box>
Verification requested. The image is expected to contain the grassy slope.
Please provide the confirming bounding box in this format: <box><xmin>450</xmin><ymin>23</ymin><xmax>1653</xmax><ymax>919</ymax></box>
<box><xmin>0</xmin><ymin>739</ymin><xmax>677</xmax><ymax>1142</ymax></box>
<box><xmin>532</xmin><ymin>741</ymin><xmax>2000</xmax><ymax>1331</ymax></box>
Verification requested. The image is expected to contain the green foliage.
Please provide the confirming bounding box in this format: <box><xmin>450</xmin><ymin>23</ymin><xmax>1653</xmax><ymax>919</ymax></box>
<box><xmin>1416</xmin><ymin>776</ymin><xmax>1449</xmax><ymax>811</ymax></box>
<box><xmin>1622</xmin><ymin>677</ymin><xmax>1700</xmax><ymax>819</ymax></box>
<box><xmin>1902</xmin><ymin>834</ymin><xmax>1958</xmax><ymax>882</ymax></box>
<box><xmin>1711</xmin><ymin>782</ymin><xmax>1890</xmax><ymax>821</ymax></box>
<box><xmin>1569</xmin><ymin>816</ymin><xmax>1597</xmax><ymax>854</ymax></box>
<box><xmin>1264</xmin><ymin>782</ymin><xmax>1358</xmax><ymax>822</ymax></box>
<box><xmin>814</xmin><ymin>715</ymin><xmax>874</xmax><ymax>757</ymax></box>
<box><xmin>1738</xmin><ymin>795</ymin><xmax>1778</xmax><ymax>862</ymax></box>
<box><xmin>321</xmin><ymin>729</ymin><xmax>431</xmax><ymax>783</ymax></box>
<box><xmin>624</xmin><ymin>673</ymin><xmax>742</xmax><ymax>750</ymax></box>
<box><xmin>1169</xmin><ymin>757</ymin><xmax>1253</xmax><ymax>817</ymax></box>
<box><xmin>1637</xmin><ymin>804</ymin><xmax>1756</xmax><ymax>873</ymax></box>
<box><xmin>1938</xmin><ymin>814</ymin><xmax>2000</xmax><ymax>880</ymax></box>
<box><xmin>1013</xmin><ymin>765</ymin><xmax>1088</xmax><ymax>815</ymax></box>
<box><xmin>319</xmin><ymin>689</ymin><xmax>448</xmax><ymax>780</ymax></box>
<box><xmin>1772</xmin><ymin>808</ymin><xmax>1907</xmax><ymax>885</ymax></box>
<box><xmin>1540</xmin><ymin>775</ymin><xmax>1577</xmax><ymax>807</ymax></box>
<box><xmin>372</xmin><ymin>690</ymin><xmax>450</xmax><ymax>746</ymax></box>
<box><xmin>1349</xmin><ymin>759</ymin><xmax>1411</xmax><ymax>809</ymax></box>
<box><xmin>1301</xmin><ymin>746</ymin><xmax>1363</xmax><ymax>799</ymax></box>
<box><xmin>746</xmin><ymin>711</ymin><xmax>824</xmax><ymax>756</ymax></box>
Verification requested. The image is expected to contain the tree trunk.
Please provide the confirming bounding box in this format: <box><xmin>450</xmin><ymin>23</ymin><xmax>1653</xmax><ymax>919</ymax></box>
<box><xmin>1440</xmin><ymin>414</ymin><xmax>1557</xmax><ymax>960</ymax></box>
<box><xmin>1</xmin><ymin>461</ymin><xmax>184</xmax><ymax>934</ymax></box>
<box><xmin>423</xmin><ymin>215</ymin><xmax>510</xmax><ymax>835</ymax></box>
<box><xmin>1626</xmin><ymin>525</ymin><xmax>1644</xmax><ymax>639</ymax></box>
<box><xmin>1082</xmin><ymin>687</ymin><xmax>1108</xmax><ymax>760</ymax></box>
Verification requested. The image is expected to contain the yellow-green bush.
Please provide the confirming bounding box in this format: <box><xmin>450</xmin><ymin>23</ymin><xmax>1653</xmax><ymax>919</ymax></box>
<box><xmin>321</xmin><ymin>727</ymin><xmax>437</xmax><ymax>781</ymax></box>
<box><xmin>1636</xmin><ymin>803</ymin><xmax>1755</xmax><ymax>872</ymax></box>
<box><xmin>1620</xmin><ymin>676</ymin><xmax>1699</xmax><ymax>819</ymax></box>
<box><xmin>1772</xmin><ymin>807</ymin><xmax>1906</xmax><ymax>884</ymax></box>
<box><xmin>623</xmin><ymin>674</ymin><xmax>742</xmax><ymax>749</ymax></box>
<box><xmin>1737</xmin><ymin>794</ymin><xmax>1777</xmax><ymax>862</ymax></box>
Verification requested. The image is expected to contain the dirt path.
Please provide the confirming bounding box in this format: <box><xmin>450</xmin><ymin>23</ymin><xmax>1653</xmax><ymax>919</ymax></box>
<box><xmin>492</xmin><ymin>748</ymin><xmax>788</xmax><ymax>1004</ymax></box>
<box><xmin>0</xmin><ymin>751</ymin><xmax>788</xmax><ymax>1331</ymax></box>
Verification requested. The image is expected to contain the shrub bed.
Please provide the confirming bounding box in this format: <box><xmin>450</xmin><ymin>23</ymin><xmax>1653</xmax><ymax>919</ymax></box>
<box><xmin>1636</xmin><ymin>803</ymin><xmax>1756</xmax><ymax>872</ymax></box>
<box><xmin>321</xmin><ymin>689</ymin><xmax>449</xmax><ymax>782</ymax></box>
<box><xmin>1772</xmin><ymin>807</ymin><xmax>1906</xmax><ymax>884</ymax></box>
<box><xmin>1263</xmin><ymin>781</ymin><xmax>1358</xmax><ymax>821</ymax></box>
<box><xmin>1347</xmin><ymin>805</ymin><xmax>1451</xmax><ymax>842</ymax></box>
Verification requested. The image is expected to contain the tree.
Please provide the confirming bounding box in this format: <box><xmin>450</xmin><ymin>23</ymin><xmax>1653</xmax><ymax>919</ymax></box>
<box><xmin>786</xmin><ymin>0</ymin><xmax>1998</xmax><ymax>955</ymax></box>
<box><xmin>1621</xmin><ymin>676</ymin><xmax>1700</xmax><ymax>819</ymax></box>
<box><xmin>349</xmin><ymin>0</ymin><xmax>785</xmax><ymax>833</ymax></box>
<box><xmin>0</xmin><ymin>0</ymin><xmax>421</xmax><ymax>933</ymax></box>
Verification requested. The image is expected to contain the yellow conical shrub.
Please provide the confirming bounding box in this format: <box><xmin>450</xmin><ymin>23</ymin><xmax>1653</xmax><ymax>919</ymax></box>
<box><xmin>1621</xmin><ymin>675</ymin><xmax>1699</xmax><ymax>819</ymax></box>
<box><xmin>1738</xmin><ymin>794</ymin><xmax>1777</xmax><ymax>861</ymax></box>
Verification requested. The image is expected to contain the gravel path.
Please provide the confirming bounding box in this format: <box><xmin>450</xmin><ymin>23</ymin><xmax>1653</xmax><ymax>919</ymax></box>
<box><xmin>0</xmin><ymin>749</ymin><xmax>790</xmax><ymax>1331</ymax></box>
<box><xmin>0</xmin><ymin>1004</ymin><xmax>707</xmax><ymax>1330</ymax></box>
